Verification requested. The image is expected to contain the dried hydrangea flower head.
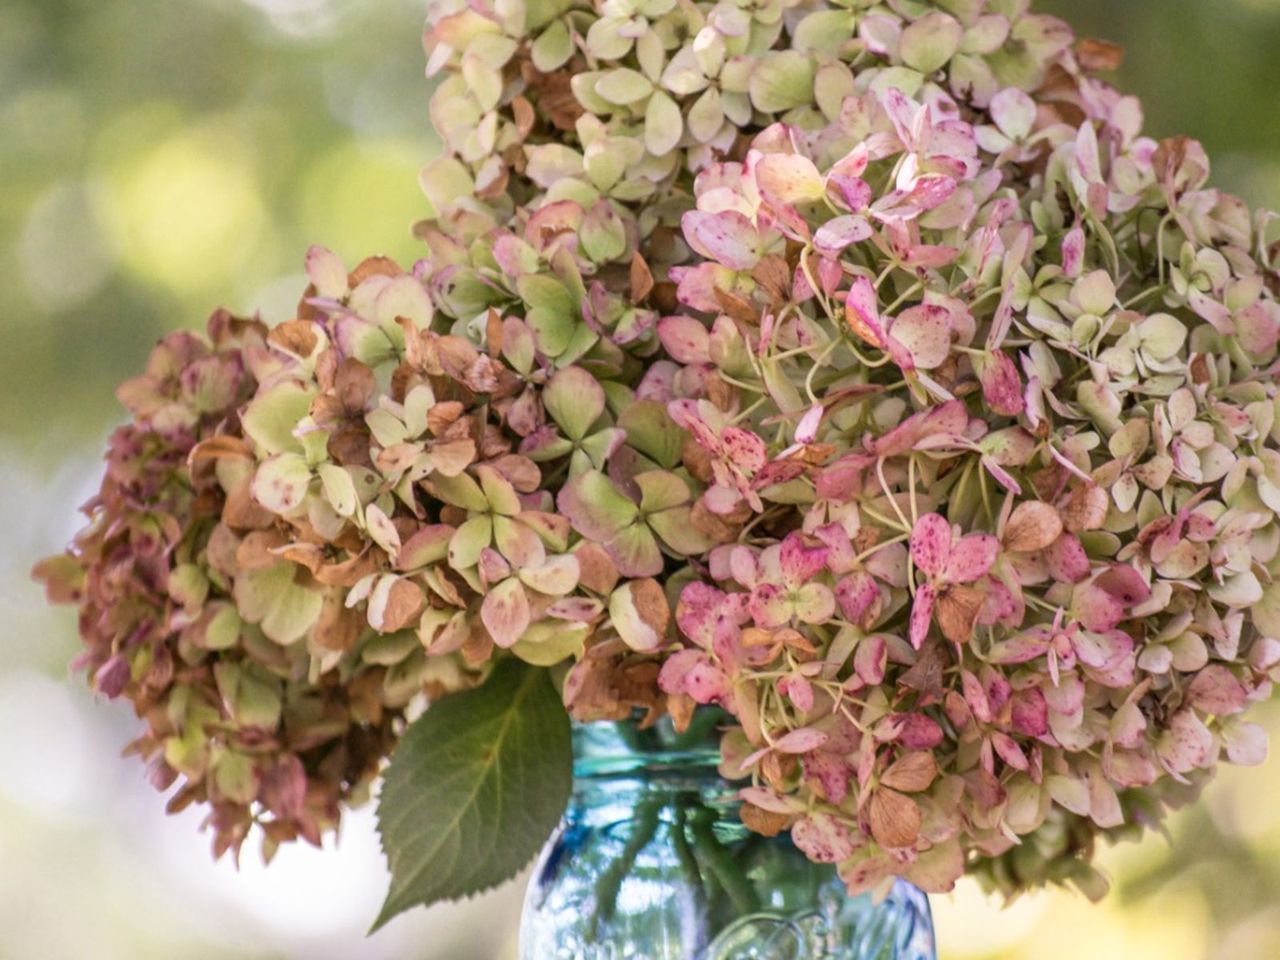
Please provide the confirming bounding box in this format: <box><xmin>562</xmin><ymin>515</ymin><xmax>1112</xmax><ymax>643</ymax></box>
<box><xmin>416</xmin><ymin>0</ymin><xmax>1280</xmax><ymax>899</ymax></box>
<box><xmin>38</xmin><ymin>0</ymin><xmax>1280</xmax><ymax>907</ymax></box>
<box><xmin>33</xmin><ymin>308</ymin><xmax>410</xmax><ymax>860</ymax></box>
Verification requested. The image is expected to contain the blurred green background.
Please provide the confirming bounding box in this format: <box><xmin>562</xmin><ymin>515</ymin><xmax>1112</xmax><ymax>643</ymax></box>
<box><xmin>3</xmin><ymin>0</ymin><xmax>1280</xmax><ymax>957</ymax></box>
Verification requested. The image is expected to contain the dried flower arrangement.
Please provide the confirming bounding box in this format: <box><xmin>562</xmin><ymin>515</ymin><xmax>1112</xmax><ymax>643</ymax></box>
<box><xmin>36</xmin><ymin>0</ymin><xmax>1280</xmax><ymax>927</ymax></box>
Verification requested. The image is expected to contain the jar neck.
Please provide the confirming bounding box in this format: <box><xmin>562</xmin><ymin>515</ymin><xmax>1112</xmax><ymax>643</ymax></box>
<box><xmin>571</xmin><ymin>708</ymin><xmax>727</xmax><ymax>781</ymax></box>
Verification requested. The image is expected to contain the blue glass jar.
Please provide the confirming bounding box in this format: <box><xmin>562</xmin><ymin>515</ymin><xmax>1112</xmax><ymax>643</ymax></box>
<box><xmin>520</xmin><ymin>714</ymin><xmax>937</xmax><ymax>959</ymax></box>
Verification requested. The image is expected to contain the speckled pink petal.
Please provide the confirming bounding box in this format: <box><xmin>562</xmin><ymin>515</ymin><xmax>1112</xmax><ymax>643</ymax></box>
<box><xmin>1073</xmin><ymin>582</ymin><xmax>1126</xmax><ymax>633</ymax></box>
<box><xmin>773</xmin><ymin>727</ymin><xmax>829</xmax><ymax>754</ymax></box>
<box><xmin>722</xmin><ymin>426</ymin><xmax>767</xmax><ymax>471</ymax></box>
<box><xmin>889</xmin><ymin>304</ymin><xmax>952</xmax><ymax>370</ymax></box>
<box><xmin>872</xmin><ymin>400</ymin><xmax>969</xmax><ymax>458</ymax></box>
<box><xmin>910</xmin><ymin>513</ymin><xmax>953</xmax><ymax>578</ymax></box>
<box><xmin>682</xmin><ymin>209</ymin><xmax>762</xmax><ymax>270</ymax></box>
<box><xmin>814</xmin><ymin>215</ymin><xmax>873</xmax><ymax>255</ymax></box>
<box><xmin>1186</xmin><ymin>664</ymin><xmax>1249</xmax><ymax>715</ymax></box>
<box><xmin>1045</xmin><ymin>533</ymin><xmax>1091</xmax><ymax>583</ymax></box>
<box><xmin>749</xmin><ymin>583</ymin><xmax>793</xmax><ymax>629</ymax></box>
<box><xmin>480</xmin><ymin>578</ymin><xmax>530</xmax><ymax>648</ymax></box>
<box><xmin>672</xmin><ymin>262</ymin><xmax>739</xmax><ymax>312</ymax></box>
<box><xmin>675</xmin><ymin>581</ymin><xmax>727</xmax><ymax>648</ymax></box>
<box><xmin>944</xmin><ymin>534</ymin><xmax>999</xmax><ymax>583</ymax></box>
<box><xmin>836</xmin><ymin>573</ymin><xmax>879</xmax><ymax>623</ymax></box>
<box><xmin>1061</xmin><ymin>224</ymin><xmax>1085</xmax><ymax>277</ymax></box>
<box><xmin>655</xmin><ymin>315</ymin><xmax>710</xmax><ymax>367</ymax></box>
<box><xmin>793</xmin><ymin>583</ymin><xmax>836</xmax><ymax>624</ymax></box>
<box><xmin>755</xmin><ymin>152</ymin><xmax>826</xmax><ymax>204</ymax></box>
<box><xmin>779</xmin><ymin>675</ymin><xmax>815</xmax><ymax>712</ymax></box>
<box><xmin>854</xmin><ymin>633</ymin><xmax>888</xmax><ymax>686</ymax></box>
<box><xmin>658</xmin><ymin>648</ymin><xmax>705</xmax><ymax>694</ymax></box>
<box><xmin>1157</xmin><ymin>709</ymin><xmax>1214</xmax><ymax>775</ymax></box>
<box><xmin>980</xmin><ymin>350</ymin><xmax>1025</xmax><ymax>416</ymax></box>
<box><xmin>685</xmin><ymin>661</ymin><xmax>731</xmax><ymax>704</ymax></box>
<box><xmin>909</xmin><ymin>582</ymin><xmax>937</xmax><ymax>649</ymax></box>
<box><xmin>792</xmin><ymin>813</ymin><xmax>857</xmax><ymax>864</ymax></box>
<box><xmin>844</xmin><ymin>276</ymin><xmax>888</xmax><ymax>349</ymax></box>
<box><xmin>779</xmin><ymin>534</ymin><xmax>829</xmax><ymax>582</ymax></box>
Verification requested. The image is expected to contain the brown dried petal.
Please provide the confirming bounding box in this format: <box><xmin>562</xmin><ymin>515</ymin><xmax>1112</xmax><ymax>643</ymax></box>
<box><xmin>268</xmin><ymin>320</ymin><xmax>319</xmax><ymax>358</ymax></box>
<box><xmin>1062</xmin><ymin>484</ymin><xmax>1109</xmax><ymax>532</ymax></box>
<box><xmin>868</xmin><ymin>788</ymin><xmax>923</xmax><ymax>850</ymax></box>
<box><xmin>689</xmin><ymin>498</ymin><xmax>742</xmax><ymax>544</ymax></box>
<box><xmin>1003</xmin><ymin>501</ymin><xmax>1064</xmax><ymax>552</ymax></box>
<box><xmin>741</xmin><ymin>802</ymin><xmax>789</xmax><ymax>837</ymax></box>
<box><xmin>1075</xmin><ymin>38</ymin><xmax>1125</xmax><ymax>72</ymax></box>
<box><xmin>630</xmin><ymin>252</ymin><xmax>655</xmax><ymax>304</ymax></box>
<box><xmin>313</xmin><ymin>591</ymin><xmax>363</xmax><ymax>652</ymax></box>
<box><xmin>937</xmin><ymin>585</ymin><xmax>985</xmax><ymax>644</ymax></box>
<box><xmin>348</xmin><ymin>256</ymin><xmax>403</xmax><ymax>285</ymax></box>
<box><xmin>880</xmin><ymin>751</ymin><xmax>938</xmax><ymax>794</ymax></box>
<box><xmin>188</xmin><ymin>435</ymin><xmax>252</xmax><ymax>467</ymax></box>
<box><xmin>575</xmin><ymin>542</ymin><xmax>620</xmax><ymax>595</ymax></box>
<box><xmin>375</xmin><ymin>578</ymin><xmax>426</xmax><ymax>633</ymax></box>
<box><xmin>335</xmin><ymin>358</ymin><xmax>376</xmax><ymax>413</ymax></box>
<box><xmin>223</xmin><ymin>479</ymin><xmax>277</xmax><ymax>531</ymax></box>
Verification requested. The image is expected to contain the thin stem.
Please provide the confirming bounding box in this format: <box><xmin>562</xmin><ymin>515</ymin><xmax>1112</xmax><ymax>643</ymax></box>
<box><xmin>590</xmin><ymin>797</ymin><xmax>664</xmax><ymax>938</ymax></box>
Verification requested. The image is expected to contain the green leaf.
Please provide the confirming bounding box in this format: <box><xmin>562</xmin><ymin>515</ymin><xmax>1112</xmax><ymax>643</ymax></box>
<box><xmin>372</xmin><ymin>659</ymin><xmax>572</xmax><ymax>931</ymax></box>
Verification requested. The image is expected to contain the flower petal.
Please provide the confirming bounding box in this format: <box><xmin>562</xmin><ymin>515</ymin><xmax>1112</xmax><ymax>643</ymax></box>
<box><xmin>910</xmin><ymin>513</ymin><xmax>953</xmax><ymax>578</ymax></box>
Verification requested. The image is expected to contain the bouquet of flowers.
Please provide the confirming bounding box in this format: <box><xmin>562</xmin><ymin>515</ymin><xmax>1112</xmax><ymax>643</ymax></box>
<box><xmin>36</xmin><ymin>0</ymin><xmax>1280</xmax><ymax>929</ymax></box>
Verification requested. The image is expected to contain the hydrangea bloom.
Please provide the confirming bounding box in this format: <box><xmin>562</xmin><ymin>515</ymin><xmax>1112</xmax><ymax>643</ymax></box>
<box><xmin>39</xmin><ymin>0</ymin><xmax>1280</xmax><ymax>904</ymax></box>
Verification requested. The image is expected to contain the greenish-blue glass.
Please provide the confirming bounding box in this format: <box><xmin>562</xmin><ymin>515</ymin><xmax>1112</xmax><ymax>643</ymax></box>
<box><xmin>520</xmin><ymin>714</ymin><xmax>936</xmax><ymax>959</ymax></box>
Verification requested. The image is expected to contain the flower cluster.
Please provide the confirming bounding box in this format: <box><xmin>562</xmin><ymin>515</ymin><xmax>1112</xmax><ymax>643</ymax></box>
<box><xmin>39</xmin><ymin>0</ymin><xmax>1280</xmax><ymax>903</ymax></box>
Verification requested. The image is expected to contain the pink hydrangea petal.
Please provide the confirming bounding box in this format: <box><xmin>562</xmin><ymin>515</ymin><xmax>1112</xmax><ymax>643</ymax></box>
<box><xmin>749</xmin><ymin>583</ymin><xmax>793</xmax><ymax>629</ymax></box>
<box><xmin>804</xmin><ymin>752</ymin><xmax>854</xmax><ymax>804</ymax></box>
<box><xmin>754</xmin><ymin>152</ymin><xmax>826</xmax><ymax>204</ymax></box>
<box><xmin>981</xmin><ymin>350</ymin><xmax>1025</xmax><ymax>416</ymax></box>
<box><xmin>989</xmin><ymin>87</ymin><xmax>1036</xmax><ymax>141</ymax></box>
<box><xmin>1011</xmin><ymin>688</ymin><xmax>1049</xmax><ymax>737</ymax></box>
<box><xmin>682</xmin><ymin>210</ymin><xmax>762</xmax><ymax>270</ymax></box>
<box><xmin>872</xmin><ymin>400</ymin><xmax>969</xmax><ymax>458</ymax></box>
<box><xmin>910</xmin><ymin>513</ymin><xmax>953</xmax><ymax>578</ymax></box>
<box><xmin>854</xmin><ymin>634</ymin><xmax>888</xmax><ymax>686</ymax></box>
<box><xmin>1046</xmin><ymin>533</ymin><xmax>1091</xmax><ymax>582</ymax></box>
<box><xmin>658</xmin><ymin>648</ymin><xmax>705</xmax><ymax>694</ymax></box>
<box><xmin>844</xmin><ymin>276</ymin><xmax>887</xmax><ymax>349</ymax></box>
<box><xmin>685</xmin><ymin>661</ymin><xmax>731</xmax><ymax>704</ymax></box>
<box><xmin>1074</xmin><ymin>582</ymin><xmax>1126</xmax><ymax>633</ymax></box>
<box><xmin>1186</xmin><ymin>664</ymin><xmax>1249</xmax><ymax>715</ymax></box>
<box><xmin>792</xmin><ymin>813</ymin><xmax>857</xmax><ymax>864</ymax></box>
<box><xmin>889</xmin><ymin>304</ymin><xmax>952</xmax><ymax>370</ymax></box>
<box><xmin>1061</xmin><ymin>224</ymin><xmax>1085</xmax><ymax>277</ymax></box>
<box><xmin>480</xmin><ymin>578</ymin><xmax>531</xmax><ymax>648</ymax></box>
<box><xmin>721</xmin><ymin>426</ymin><xmax>767</xmax><ymax>471</ymax></box>
<box><xmin>1223</xmin><ymin>722</ymin><xmax>1269</xmax><ymax>766</ymax></box>
<box><xmin>657</xmin><ymin>315</ymin><xmax>712</xmax><ymax>364</ymax></box>
<box><xmin>773</xmin><ymin>727</ymin><xmax>829</xmax><ymax>754</ymax></box>
<box><xmin>793</xmin><ymin>583</ymin><xmax>836</xmax><ymax>624</ymax></box>
<box><xmin>909</xmin><ymin>582</ymin><xmax>937</xmax><ymax>649</ymax></box>
<box><xmin>836</xmin><ymin>573</ymin><xmax>879</xmax><ymax>623</ymax></box>
<box><xmin>779</xmin><ymin>675</ymin><xmax>815</xmax><ymax>712</ymax></box>
<box><xmin>1157</xmin><ymin>710</ymin><xmax>1215</xmax><ymax>775</ymax></box>
<box><xmin>814</xmin><ymin>215</ymin><xmax>873</xmax><ymax>255</ymax></box>
<box><xmin>673</xmin><ymin>262</ymin><xmax>739</xmax><ymax>312</ymax></box>
<box><xmin>943</xmin><ymin>534</ymin><xmax>999</xmax><ymax>583</ymax></box>
<box><xmin>779</xmin><ymin>534</ymin><xmax>829</xmax><ymax>582</ymax></box>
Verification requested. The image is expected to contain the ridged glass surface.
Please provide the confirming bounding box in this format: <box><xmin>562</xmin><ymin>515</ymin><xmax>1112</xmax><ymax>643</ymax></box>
<box><xmin>520</xmin><ymin>718</ymin><xmax>937</xmax><ymax>960</ymax></box>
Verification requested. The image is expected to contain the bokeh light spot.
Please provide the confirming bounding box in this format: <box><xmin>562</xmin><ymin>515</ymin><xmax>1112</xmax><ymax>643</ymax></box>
<box><xmin>100</xmin><ymin>120</ymin><xmax>270</xmax><ymax>296</ymax></box>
